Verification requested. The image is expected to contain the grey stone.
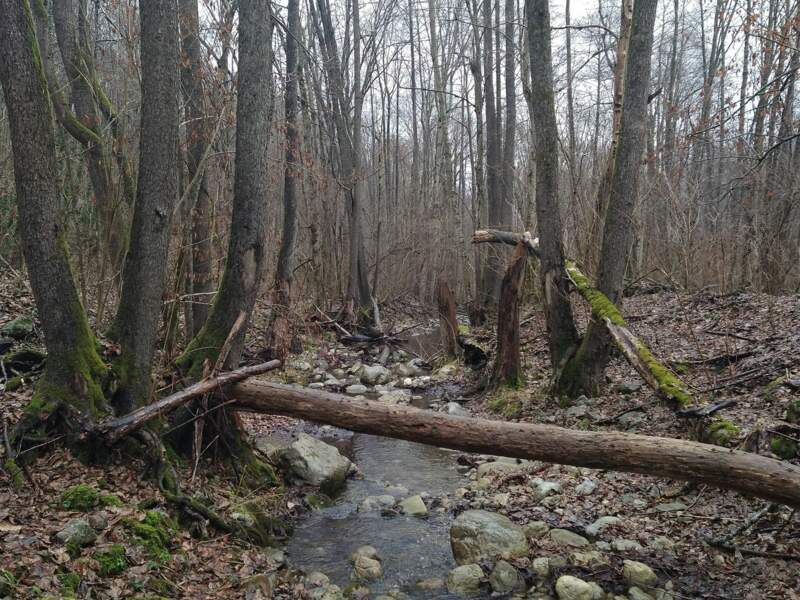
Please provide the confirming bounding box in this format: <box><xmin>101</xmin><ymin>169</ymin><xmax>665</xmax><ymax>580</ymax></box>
<box><xmin>358</xmin><ymin>495</ymin><xmax>396</xmax><ymax>512</ymax></box>
<box><xmin>575</xmin><ymin>478</ymin><xmax>598</xmax><ymax>496</ymax></box>
<box><xmin>549</xmin><ymin>529</ymin><xmax>590</xmax><ymax>548</ymax></box>
<box><xmin>450</xmin><ymin>510</ymin><xmax>528</xmax><ymax>565</ymax></box>
<box><xmin>623</xmin><ymin>560</ymin><xmax>658</xmax><ymax>588</ymax></box>
<box><xmin>360</xmin><ymin>364</ymin><xmax>391</xmax><ymax>385</ymax></box>
<box><xmin>477</xmin><ymin>459</ymin><xmax>522</xmax><ymax>478</ymax></box>
<box><xmin>648</xmin><ymin>536</ymin><xmax>675</xmax><ymax>551</ymax></box>
<box><xmin>352</xmin><ymin>555</ymin><xmax>382</xmax><ymax>581</ymax></box>
<box><xmin>331</xmin><ymin>368</ymin><xmax>347</xmax><ymax>379</ymax></box>
<box><xmin>446</xmin><ymin>402</ymin><xmax>469</xmax><ymax>417</ymax></box>
<box><xmin>279</xmin><ymin>433</ymin><xmax>352</xmax><ymax>493</ymax></box>
<box><xmin>654</xmin><ymin>502</ymin><xmax>687</xmax><ymax>513</ymax></box>
<box><xmin>524</xmin><ymin>520</ymin><xmax>550</xmax><ymax>540</ymax></box>
<box><xmin>310</xmin><ymin>584</ymin><xmax>345</xmax><ymax>600</ymax></box>
<box><xmin>614</xmin><ymin>381</ymin><xmax>644</xmax><ymax>394</ymax></box>
<box><xmin>489</xmin><ymin>560</ymin><xmax>525</xmax><ymax>593</ymax></box>
<box><xmin>56</xmin><ymin>518</ymin><xmax>97</xmax><ymax>548</ymax></box>
<box><xmin>309</xmin><ymin>382</ymin><xmax>326</xmax><ymax>389</ymax></box>
<box><xmin>613</xmin><ymin>538</ymin><xmax>644</xmax><ymax>552</ymax></box>
<box><xmin>565</xmin><ymin>405</ymin><xmax>589</xmax><ymax>418</ymax></box>
<box><xmin>304</xmin><ymin>572</ymin><xmax>330</xmax><ymax>588</ymax></box>
<box><xmin>585</xmin><ymin>516</ymin><xmax>621</xmax><ymax>537</ymax></box>
<box><xmin>532</xmin><ymin>557</ymin><xmax>550</xmax><ymax>578</ymax></box>
<box><xmin>555</xmin><ymin>575</ymin><xmax>593</xmax><ymax>600</ymax></box>
<box><xmin>587</xmin><ymin>582</ymin><xmax>605</xmax><ymax>600</ymax></box>
<box><xmin>446</xmin><ymin>564</ymin><xmax>484</xmax><ymax>597</ymax></box>
<box><xmin>571</xmin><ymin>550</ymin><xmax>606</xmax><ymax>566</ymax></box>
<box><xmin>416</xmin><ymin>577</ymin><xmax>444</xmax><ymax>591</ymax></box>
<box><xmin>399</xmin><ymin>495</ymin><xmax>428</xmax><ymax>517</ymax></box>
<box><xmin>620</xmin><ymin>494</ymin><xmax>647</xmax><ymax>509</ymax></box>
<box><xmin>345</xmin><ymin>384</ymin><xmax>368</xmax><ymax>395</ymax></box>
<box><xmin>532</xmin><ymin>480</ymin><xmax>562</xmax><ymax>501</ymax></box>
<box><xmin>628</xmin><ymin>587</ymin><xmax>655</xmax><ymax>600</ymax></box>
<box><xmin>618</xmin><ymin>412</ymin><xmax>646</xmax><ymax>428</ymax></box>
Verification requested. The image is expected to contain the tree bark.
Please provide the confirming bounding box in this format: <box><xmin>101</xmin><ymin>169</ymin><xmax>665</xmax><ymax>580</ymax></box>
<box><xmin>268</xmin><ymin>0</ymin><xmax>301</xmax><ymax>361</ymax></box>
<box><xmin>108</xmin><ymin>0</ymin><xmax>180</xmax><ymax>413</ymax></box>
<box><xmin>0</xmin><ymin>0</ymin><xmax>107</xmax><ymax>427</ymax></box>
<box><xmin>179</xmin><ymin>0</ymin><xmax>214</xmax><ymax>337</ymax></box>
<box><xmin>525</xmin><ymin>0</ymin><xmax>579</xmax><ymax>368</ymax></box>
<box><xmin>179</xmin><ymin>0</ymin><xmax>273</xmax><ymax>377</ymax></box>
<box><xmin>492</xmin><ymin>241</ymin><xmax>527</xmax><ymax>387</ymax></box>
<box><xmin>436</xmin><ymin>279</ymin><xmax>460</xmax><ymax>358</ymax></box>
<box><xmin>228</xmin><ymin>380</ymin><xmax>800</xmax><ymax>509</ymax></box>
<box><xmin>558</xmin><ymin>0</ymin><xmax>659</xmax><ymax>397</ymax></box>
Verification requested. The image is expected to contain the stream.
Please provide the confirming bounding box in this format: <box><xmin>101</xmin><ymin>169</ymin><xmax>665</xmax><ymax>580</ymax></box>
<box><xmin>286</xmin><ymin>431</ymin><xmax>467</xmax><ymax>598</ymax></box>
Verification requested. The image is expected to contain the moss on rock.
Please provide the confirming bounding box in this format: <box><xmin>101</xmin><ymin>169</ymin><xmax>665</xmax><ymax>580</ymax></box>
<box><xmin>124</xmin><ymin>510</ymin><xmax>177</xmax><ymax>563</ymax></box>
<box><xmin>771</xmin><ymin>435</ymin><xmax>798</xmax><ymax>460</ymax></box>
<box><xmin>704</xmin><ymin>418</ymin><xmax>740</xmax><ymax>446</ymax></box>
<box><xmin>61</xmin><ymin>484</ymin><xmax>121</xmax><ymax>511</ymax></box>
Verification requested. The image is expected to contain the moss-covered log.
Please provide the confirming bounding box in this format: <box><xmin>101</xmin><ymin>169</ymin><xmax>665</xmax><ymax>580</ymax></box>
<box><xmin>564</xmin><ymin>261</ymin><xmax>693</xmax><ymax>407</ymax></box>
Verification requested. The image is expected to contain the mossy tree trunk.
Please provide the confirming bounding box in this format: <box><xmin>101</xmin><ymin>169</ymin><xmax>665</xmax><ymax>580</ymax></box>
<box><xmin>555</xmin><ymin>0</ymin><xmax>658</xmax><ymax>398</ymax></box>
<box><xmin>108</xmin><ymin>0</ymin><xmax>180</xmax><ymax>414</ymax></box>
<box><xmin>525</xmin><ymin>0</ymin><xmax>580</xmax><ymax>369</ymax></box>
<box><xmin>174</xmin><ymin>0</ymin><xmax>275</xmax><ymax>485</ymax></box>
<box><xmin>0</xmin><ymin>0</ymin><xmax>107</xmax><ymax>433</ymax></box>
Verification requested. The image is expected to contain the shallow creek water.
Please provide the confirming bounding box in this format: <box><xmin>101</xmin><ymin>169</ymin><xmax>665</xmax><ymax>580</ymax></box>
<box><xmin>286</xmin><ymin>431</ymin><xmax>468</xmax><ymax>598</ymax></box>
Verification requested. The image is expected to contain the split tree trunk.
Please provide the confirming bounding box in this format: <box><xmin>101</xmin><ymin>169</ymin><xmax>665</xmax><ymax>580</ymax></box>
<box><xmin>227</xmin><ymin>380</ymin><xmax>800</xmax><ymax>509</ymax></box>
<box><xmin>108</xmin><ymin>0</ymin><xmax>180</xmax><ymax>413</ymax></box>
<box><xmin>0</xmin><ymin>0</ymin><xmax>107</xmax><ymax>427</ymax></box>
<box><xmin>492</xmin><ymin>241</ymin><xmax>527</xmax><ymax>387</ymax></box>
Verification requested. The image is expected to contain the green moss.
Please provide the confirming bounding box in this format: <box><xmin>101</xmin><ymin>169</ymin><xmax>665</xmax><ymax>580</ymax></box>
<box><xmin>764</xmin><ymin>375</ymin><xmax>786</xmax><ymax>399</ymax></box>
<box><xmin>176</xmin><ymin>320</ymin><xmax>228</xmax><ymax>380</ymax></box>
<box><xmin>704</xmin><ymin>418</ymin><xmax>741</xmax><ymax>446</ymax></box>
<box><xmin>487</xmin><ymin>389</ymin><xmax>524</xmax><ymax>418</ymax></box>
<box><xmin>60</xmin><ymin>483</ymin><xmax>119</xmax><ymax>511</ymax></box>
<box><xmin>771</xmin><ymin>435</ymin><xmax>798</xmax><ymax>460</ymax></box>
<box><xmin>634</xmin><ymin>342</ymin><xmax>693</xmax><ymax>407</ymax></box>
<box><xmin>4</xmin><ymin>459</ymin><xmax>25</xmax><ymax>489</ymax></box>
<box><xmin>305</xmin><ymin>493</ymin><xmax>333</xmax><ymax>510</ymax></box>
<box><xmin>4</xmin><ymin>376</ymin><xmax>25</xmax><ymax>391</ymax></box>
<box><xmin>58</xmin><ymin>572</ymin><xmax>80</xmax><ymax>597</ymax></box>
<box><xmin>786</xmin><ymin>399</ymin><xmax>800</xmax><ymax>424</ymax></box>
<box><xmin>564</xmin><ymin>261</ymin><xmax>626</xmax><ymax>326</ymax></box>
<box><xmin>124</xmin><ymin>511</ymin><xmax>176</xmax><ymax>563</ymax></box>
<box><xmin>673</xmin><ymin>362</ymin><xmax>689</xmax><ymax>374</ymax></box>
<box><xmin>0</xmin><ymin>569</ymin><xmax>16</xmax><ymax>596</ymax></box>
<box><xmin>95</xmin><ymin>544</ymin><xmax>128</xmax><ymax>576</ymax></box>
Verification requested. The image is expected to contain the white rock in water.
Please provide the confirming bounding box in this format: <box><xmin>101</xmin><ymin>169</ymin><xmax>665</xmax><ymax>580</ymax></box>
<box><xmin>279</xmin><ymin>433</ymin><xmax>352</xmax><ymax>493</ymax></box>
<box><xmin>450</xmin><ymin>510</ymin><xmax>528</xmax><ymax>565</ymax></box>
<box><xmin>399</xmin><ymin>494</ymin><xmax>428</xmax><ymax>517</ymax></box>
<box><xmin>446</xmin><ymin>564</ymin><xmax>484</xmax><ymax>597</ymax></box>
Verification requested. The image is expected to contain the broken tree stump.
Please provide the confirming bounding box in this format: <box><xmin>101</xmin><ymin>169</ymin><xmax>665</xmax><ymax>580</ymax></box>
<box><xmin>436</xmin><ymin>279</ymin><xmax>460</xmax><ymax>359</ymax></box>
<box><xmin>492</xmin><ymin>240</ymin><xmax>527</xmax><ymax>387</ymax></box>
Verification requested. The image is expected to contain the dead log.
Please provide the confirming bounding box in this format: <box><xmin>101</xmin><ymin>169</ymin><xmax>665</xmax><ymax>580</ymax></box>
<box><xmin>436</xmin><ymin>279</ymin><xmax>460</xmax><ymax>358</ymax></box>
<box><xmin>92</xmin><ymin>360</ymin><xmax>280</xmax><ymax>444</ymax></box>
<box><xmin>492</xmin><ymin>242</ymin><xmax>527</xmax><ymax>387</ymax></box>
<box><xmin>227</xmin><ymin>380</ymin><xmax>800</xmax><ymax>508</ymax></box>
<box><xmin>472</xmin><ymin>229</ymin><xmax>540</xmax><ymax>257</ymax></box>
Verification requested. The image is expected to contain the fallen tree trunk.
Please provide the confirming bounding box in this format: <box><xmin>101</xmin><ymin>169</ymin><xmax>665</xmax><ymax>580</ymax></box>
<box><xmin>227</xmin><ymin>380</ymin><xmax>800</xmax><ymax>508</ymax></box>
<box><xmin>93</xmin><ymin>360</ymin><xmax>281</xmax><ymax>444</ymax></box>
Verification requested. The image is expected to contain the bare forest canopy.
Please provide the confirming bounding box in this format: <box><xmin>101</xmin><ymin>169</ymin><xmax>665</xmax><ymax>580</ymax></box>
<box><xmin>1</xmin><ymin>0</ymin><xmax>798</xmax><ymax>308</ymax></box>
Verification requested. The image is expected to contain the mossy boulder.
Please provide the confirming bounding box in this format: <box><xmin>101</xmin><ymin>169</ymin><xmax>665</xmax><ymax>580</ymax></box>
<box><xmin>1</xmin><ymin>315</ymin><xmax>34</xmax><ymax>339</ymax></box>
<box><xmin>56</xmin><ymin>518</ymin><xmax>97</xmax><ymax>553</ymax></box>
<box><xmin>704</xmin><ymin>419</ymin><xmax>740</xmax><ymax>446</ymax></box>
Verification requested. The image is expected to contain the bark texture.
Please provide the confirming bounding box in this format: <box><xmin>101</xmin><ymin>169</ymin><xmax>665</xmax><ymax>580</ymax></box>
<box><xmin>492</xmin><ymin>242</ymin><xmax>527</xmax><ymax>387</ymax></box>
<box><xmin>179</xmin><ymin>0</ymin><xmax>273</xmax><ymax>377</ymax></box>
<box><xmin>109</xmin><ymin>0</ymin><xmax>180</xmax><ymax>413</ymax></box>
<box><xmin>559</xmin><ymin>0</ymin><xmax>659</xmax><ymax>397</ymax></box>
<box><xmin>0</xmin><ymin>0</ymin><xmax>107</xmax><ymax>423</ymax></box>
<box><xmin>229</xmin><ymin>380</ymin><xmax>800</xmax><ymax>508</ymax></box>
<box><xmin>179</xmin><ymin>0</ymin><xmax>214</xmax><ymax>337</ymax></box>
<box><xmin>525</xmin><ymin>0</ymin><xmax>579</xmax><ymax>368</ymax></box>
<box><xmin>436</xmin><ymin>279</ymin><xmax>460</xmax><ymax>358</ymax></box>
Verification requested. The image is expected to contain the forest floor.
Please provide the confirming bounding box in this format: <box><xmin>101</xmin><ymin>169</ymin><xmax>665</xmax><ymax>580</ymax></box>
<box><xmin>1</xmin><ymin>269</ymin><xmax>799</xmax><ymax>599</ymax></box>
